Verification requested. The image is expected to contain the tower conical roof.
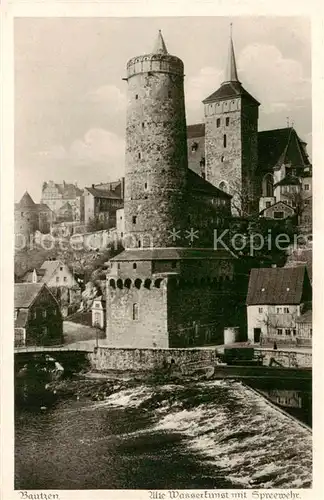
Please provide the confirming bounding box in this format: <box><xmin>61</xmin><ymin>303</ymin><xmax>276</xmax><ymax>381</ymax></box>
<box><xmin>224</xmin><ymin>25</ymin><xmax>239</xmax><ymax>83</ymax></box>
<box><xmin>152</xmin><ymin>30</ymin><xmax>168</xmax><ymax>55</ymax></box>
<box><xmin>18</xmin><ymin>191</ymin><xmax>35</xmax><ymax>208</ymax></box>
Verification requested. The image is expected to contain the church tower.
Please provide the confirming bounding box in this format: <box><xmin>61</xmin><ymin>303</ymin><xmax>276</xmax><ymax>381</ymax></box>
<box><xmin>124</xmin><ymin>30</ymin><xmax>188</xmax><ymax>248</ymax></box>
<box><xmin>203</xmin><ymin>27</ymin><xmax>260</xmax><ymax>215</ymax></box>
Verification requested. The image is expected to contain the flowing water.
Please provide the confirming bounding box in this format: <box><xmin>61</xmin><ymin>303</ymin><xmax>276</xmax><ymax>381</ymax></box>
<box><xmin>15</xmin><ymin>380</ymin><xmax>312</xmax><ymax>490</ymax></box>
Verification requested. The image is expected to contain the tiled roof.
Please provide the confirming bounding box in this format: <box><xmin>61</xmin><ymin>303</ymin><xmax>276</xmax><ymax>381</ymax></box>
<box><xmin>258</xmin><ymin>127</ymin><xmax>310</xmax><ymax>173</ymax></box>
<box><xmin>203</xmin><ymin>81</ymin><xmax>260</xmax><ymax>106</ymax></box>
<box><xmin>111</xmin><ymin>247</ymin><xmax>236</xmax><ymax>262</ymax></box>
<box><xmin>85</xmin><ymin>187</ymin><xmax>122</xmax><ymax>200</ymax></box>
<box><xmin>188</xmin><ymin>170</ymin><xmax>231</xmax><ymax>198</ymax></box>
<box><xmin>15</xmin><ymin>283</ymin><xmax>44</xmax><ymax>308</ymax></box>
<box><xmin>187</xmin><ymin>123</ymin><xmax>205</xmax><ymax>138</ymax></box>
<box><xmin>246</xmin><ymin>266</ymin><xmax>311</xmax><ymax>305</ymax></box>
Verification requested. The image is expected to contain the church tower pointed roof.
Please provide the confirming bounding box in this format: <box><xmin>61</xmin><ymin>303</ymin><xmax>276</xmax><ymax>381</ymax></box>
<box><xmin>18</xmin><ymin>191</ymin><xmax>35</xmax><ymax>208</ymax></box>
<box><xmin>224</xmin><ymin>25</ymin><xmax>239</xmax><ymax>84</ymax></box>
<box><xmin>152</xmin><ymin>30</ymin><xmax>168</xmax><ymax>55</ymax></box>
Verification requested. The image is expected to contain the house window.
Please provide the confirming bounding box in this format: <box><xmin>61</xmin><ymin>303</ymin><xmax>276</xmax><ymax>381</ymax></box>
<box><xmin>56</xmin><ymin>277</ymin><xmax>59</xmax><ymax>283</ymax></box>
<box><xmin>138</xmin><ymin>152</ymin><xmax>141</xmax><ymax>159</ymax></box>
<box><xmin>168</xmin><ymin>91</ymin><xmax>172</xmax><ymax>98</ymax></box>
<box><xmin>265</xmin><ymin>202</ymin><xmax>271</xmax><ymax>208</ymax></box>
<box><xmin>274</xmin><ymin>211</ymin><xmax>284</xmax><ymax>219</ymax></box>
<box><xmin>284</xmin><ymin>307</ymin><xmax>289</xmax><ymax>313</ymax></box>
<box><xmin>258</xmin><ymin>307</ymin><xmax>263</xmax><ymax>313</ymax></box>
<box><xmin>304</xmin><ymin>184</ymin><xmax>310</xmax><ymax>190</ymax></box>
<box><xmin>117</xmin><ymin>263</ymin><xmax>120</xmax><ymax>270</ymax></box>
<box><xmin>138</xmin><ymin>240</ymin><xmax>141</xmax><ymax>248</ymax></box>
<box><xmin>277</xmin><ymin>328</ymin><xmax>283</xmax><ymax>335</ymax></box>
<box><xmin>60</xmin><ymin>267</ymin><xmax>63</xmax><ymax>271</ymax></box>
<box><xmin>64</xmin><ymin>277</ymin><xmax>67</xmax><ymax>282</ymax></box>
<box><xmin>42</xmin><ymin>326</ymin><xmax>48</xmax><ymax>336</ymax></box>
<box><xmin>132</xmin><ymin>216</ymin><xmax>137</xmax><ymax>224</ymax></box>
<box><xmin>292</xmin><ymin>329</ymin><xmax>297</xmax><ymax>336</ymax></box>
<box><xmin>42</xmin><ymin>310</ymin><xmax>47</xmax><ymax>318</ymax></box>
<box><xmin>133</xmin><ymin>263</ymin><xmax>137</xmax><ymax>269</ymax></box>
<box><xmin>226</xmin><ymin>117</ymin><xmax>230</xmax><ymax>126</ymax></box>
<box><xmin>285</xmin><ymin>329</ymin><xmax>291</xmax><ymax>336</ymax></box>
<box><xmin>276</xmin><ymin>307</ymin><xmax>282</xmax><ymax>314</ymax></box>
<box><xmin>310</xmin><ymin>328</ymin><xmax>312</xmax><ymax>337</ymax></box>
<box><xmin>191</xmin><ymin>142</ymin><xmax>198</xmax><ymax>152</ymax></box>
<box><xmin>135</xmin><ymin>94</ymin><xmax>138</xmax><ymax>100</ymax></box>
<box><xmin>216</xmin><ymin>118</ymin><xmax>221</xmax><ymax>128</ymax></box>
<box><xmin>132</xmin><ymin>303</ymin><xmax>139</xmax><ymax>320</ymax></box>
<box><xmin>223</xmin><ymin>134</ymin><xmax>227</xmax><ymax>148</ymax></box>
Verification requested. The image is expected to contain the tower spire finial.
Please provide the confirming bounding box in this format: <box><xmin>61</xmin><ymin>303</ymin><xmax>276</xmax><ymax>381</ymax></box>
<box><xmin>224</xmin><ymin>23</ymin><xmax>239</xmax><ymax>84</ymax></box>
<box><xmin>152</xmin><ymin>29</ymin><xmax>168</xmax><ymax>55</ymax></box>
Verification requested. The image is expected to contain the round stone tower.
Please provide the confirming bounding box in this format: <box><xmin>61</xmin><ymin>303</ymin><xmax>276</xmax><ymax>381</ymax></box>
<box><xmin>124</xmin><ymin>30</ymin><xmax>188</xmax><ymax>248</ymax></box>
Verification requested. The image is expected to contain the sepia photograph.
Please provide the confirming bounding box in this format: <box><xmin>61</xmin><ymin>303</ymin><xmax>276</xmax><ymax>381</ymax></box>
<box><xmin>12</xmin><ymin>15</ymin><xmax>313</xmax><ymax>492</ymax></box>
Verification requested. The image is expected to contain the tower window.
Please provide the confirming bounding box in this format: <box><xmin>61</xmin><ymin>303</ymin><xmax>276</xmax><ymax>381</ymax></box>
<box><xmin>138</xmin><ymin>152</ymin><xmax>141</xmax><ymax>159</ymax></box>
<box><xmin>191</xmin><ymin>142</ymin><xmax>198</xmax><ymax>152</ymax></box>
<box><xmin>223</xmin><ymin>134</ymin><xmax>227</xmax><ymax>148</ymax></box>
<box><xmin>132</xmin><ymin>303</ymin><xmax>139</xmax><ymax>320</ymax></box>
<box><xmin>216</xmin><ymin>118</ymin><xmax>221</xmax><ymax>128</ymax></box>
<box><xmin>168</xmin><ymin>91</ymin><xmax>172</xmax><ymax>98</ymax></box>
<box><xmin>142</xmin><ymin>122</ymin><xmax>145</xmax><ymax>129</ymax></box>
<box><xmin>144</xmin><ymin>182</ymin><xmax>148</xmax><ymax>190</ymax></box>
<box><xmin>138</xmin><ymin>240</ymin><xmax>141</xmax><ymax>248</ymax></box>
<box><xmin>221</xmin><ymin>155</ymin><xmax>225</xmax><ymax>163</ymax></box>
<box><xmin>132</xmin><ymin>216</ymin><xmax>137</xmax><ymax>224</ymax></box>
<box><xmin>226</xmin><ymin>117</ymin><xmax>230</xmax><ymax>126</ymax></box>
<box><xmin>133</xmin><ymin>263</ymin><xmax>137</xmax><ymax>269</ymax></box>
<box><xmin>135</xmin><ymin>94</ymin><xmax>138</xmax><ymax>100</ymax></box>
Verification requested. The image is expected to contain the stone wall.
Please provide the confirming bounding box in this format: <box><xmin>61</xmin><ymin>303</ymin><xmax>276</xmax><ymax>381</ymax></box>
<box><xmin>256</xmin><ymin>348</ymin><xmax>312</xmax><ymax>368</ymax></box>
<box><xmin>106</xmin><ymin>278</ymin><xmax>169</xmax><ymax>348</ymax></box>
<box><xmin>89</xmin><ymin>346</ymin><xmax>218</xmax><ymax>372</ymax></box>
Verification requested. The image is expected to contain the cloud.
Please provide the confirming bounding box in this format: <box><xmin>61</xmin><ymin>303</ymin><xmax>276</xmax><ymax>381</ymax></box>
<box><xmin>238</xmin><ymin>44</ymin><xmax>311</xmax><ymax>114</ymax></box>
<box><xmin>36</xmin><ymin>128</ymin><xmax>125</xmax><ymax>179</ymax></box>
<box><xmin>185</xmin><ymin>66</ymin><xmax>223</xmax><ymax>123</ymax></box>
<box><xmin>86</xmin><ymin>85</ymin><xmax>127</xmax><ymax>112</ymax></box>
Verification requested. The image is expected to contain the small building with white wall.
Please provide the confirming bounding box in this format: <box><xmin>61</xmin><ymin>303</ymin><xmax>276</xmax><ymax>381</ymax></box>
<box><xmin>246</xmin><ymin>266</ymin><xmax>312</xmax><ymax>346</ymax></box>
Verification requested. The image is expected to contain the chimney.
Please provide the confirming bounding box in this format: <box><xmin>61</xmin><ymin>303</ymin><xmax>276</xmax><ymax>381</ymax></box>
<box><xmin>92</xmin><ymin>184</ymin><xmax>95</xmax><ymax>188</ymax></box>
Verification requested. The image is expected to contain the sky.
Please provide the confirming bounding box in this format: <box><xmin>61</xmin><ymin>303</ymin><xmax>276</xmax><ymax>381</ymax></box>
<box><xmin>14</xmin><ymin>16</ymin><xmax>311</xmax><ymax>202</ymax></box>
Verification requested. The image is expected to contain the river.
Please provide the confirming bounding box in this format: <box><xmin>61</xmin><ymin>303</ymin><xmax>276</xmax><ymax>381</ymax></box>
<box><xmin>15</xmin><ymin>380</ymin><xmax>312</xmax><ymax>490</ymax></box>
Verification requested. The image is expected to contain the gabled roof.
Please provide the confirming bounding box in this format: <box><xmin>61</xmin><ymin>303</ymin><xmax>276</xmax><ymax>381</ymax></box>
<box><xmin>110</xmin><ymin>247</ymin><xmax>236</xmax><ymax>262</ymax></box>
<box><xmin>187</xmin><ymin>123</ymin><xmax>205</xmax><ymax>139</ymax></box>
<box><xmin>188</xmin><ymin>169</ymin><xmax>231</xmax><ymax>199</ymax></box>
<box><xmin>15</xmin><ymin>283</ymin><xmax>44</xmax><ymax>308</ymax></box>
<box><xmin>203</xmin><ymin>81</ymin><xmax>260</xmax><ymax>106</ymax></box>
<box><xmin>246</xmin><ymin>266</ymin><xmax>310</xmax><ymax>305</ymax></box>
<box><xmin>258</xmin><ymin>127</ymin><xmax>311</xmax><ymax>173</ymax></box>
<box><xmin>85</xmin><ymin>187</ymin><xmax>122</xmax><ymax>200</ymax></box>
<box><xmin>259</xmin><ymin>200</ymin><xmax>295</xmax><ymax>216</ymax></box>
<box><xmin>274</xmin><ymin>174</ymin><xmax>301</xmax><ymax>187</ymax></box>
<box><xmin>40</xmin><ymin>260</ymin><xmax>62</xmax><ymax>282</ymax></box>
